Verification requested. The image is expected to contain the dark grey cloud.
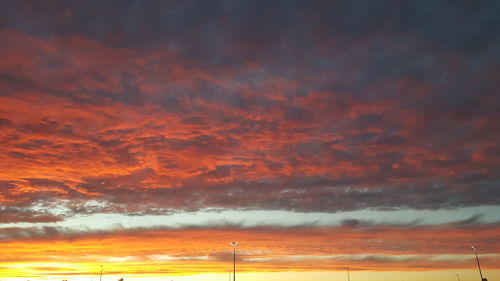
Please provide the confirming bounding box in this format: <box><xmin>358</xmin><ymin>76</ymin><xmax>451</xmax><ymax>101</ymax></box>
<box><xmin>1</xmin><ymin>218</ymin><xmax>500</xmax><ymax>244</ymax></box>
<box><xmin>0</xmin><ymin>117</ymin><xmax>12</xmax><ymax>127</ymax></box>
<box><xmin>63</xmin><ymin>166</ymin><xmax>500</xmax><ymax>214</ymax></box>
<box><xmin>1</xmin><ymin>0</ymin><xmax>499</xmax><ymax>219</ymax></box>
<box><xmin>0</xmin><ymin>207</ymin><xmax>63</xmax><ymax>223</ymax></box>
<box><xmin>2</xmin><ymin>1</ymin><xmax>499</xmax><ymax>58</ymax></box>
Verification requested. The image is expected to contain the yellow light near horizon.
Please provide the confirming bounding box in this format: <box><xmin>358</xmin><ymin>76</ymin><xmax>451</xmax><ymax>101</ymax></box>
<box><xmin>2</xmin><ymin>270</ymin><xmax>500</xmax><ymax>281</ymax></box>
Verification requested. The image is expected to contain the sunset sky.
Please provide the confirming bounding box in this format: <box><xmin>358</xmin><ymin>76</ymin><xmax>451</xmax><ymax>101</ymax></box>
<box><xmin>1</xmin><ymin>1</ymin><xmax>500</xmax><ymax>281</ymax></box>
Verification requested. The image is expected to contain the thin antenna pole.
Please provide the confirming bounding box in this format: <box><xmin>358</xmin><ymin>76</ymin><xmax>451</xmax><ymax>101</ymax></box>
<box><xmin>472</xmin><ymin>246</ymin><xmax>484</xmax><ymax>281</ymax></box>
<box><xmin>233</xmin><ymin>245</ymin><xmax>236</xmax><ymax>281</ymax></box>
<box><xmin>230</xmin><ymin>242</ymin><xmax>238</xmax><ymax>281</ymax></box>
<box><xmin>346</xmin><ymin>266</ymin><xmax>350</xmax><ymax>281</ymax></box>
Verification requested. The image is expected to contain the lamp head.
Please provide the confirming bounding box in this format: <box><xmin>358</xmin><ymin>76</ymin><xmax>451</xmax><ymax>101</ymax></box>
<box><xmin>230</xmin><ymin>242</ymin><xmax>238</xmax><ymax>246</ymax></box>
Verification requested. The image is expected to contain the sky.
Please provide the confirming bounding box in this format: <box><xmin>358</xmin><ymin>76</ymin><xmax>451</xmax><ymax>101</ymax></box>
<box><xmin>0</xmin><ymin>0</ymin><xmax>500</xmax><ymax>280</ymax></box>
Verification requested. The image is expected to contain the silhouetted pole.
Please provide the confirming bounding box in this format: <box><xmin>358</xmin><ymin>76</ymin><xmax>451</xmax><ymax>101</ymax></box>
<box><xmin>471</xmin><ymin>245</ymin><xmax>484</xmax><ymax>281</ymax></box>
<box><xmin>346</xmin><ymin>266</ymin><xmax>350</xmax><ymax>281</ymax></box>
<box><xmin>456</xmin><ymin>274</ymin><xmax>461</xmax><ymax>281</ymax></box>
<box><xmin>99</xmin><ymin>265</ymin><xmax>103</xmax><ymax>281</ymax></box>
<box><xmin>230</xmin><ymin>242</ymin><xmax>238</xmax><ymax>281</ymax></box>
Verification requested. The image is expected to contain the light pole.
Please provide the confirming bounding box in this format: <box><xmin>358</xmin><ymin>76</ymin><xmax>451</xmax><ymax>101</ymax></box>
<box><xmin>471</xmin><ymin>245</ymin><xmax>485</xmax><ymax>281</ymax></box>
<box><xmin>230</xmin><ymin>242</ymin><xmax>238</xmax><ymax>281</ymax></box>
<box><xmin>346</xmin><ymin>266</ymin><xmax>350</xmax><ymax>281</ymax></box>
<box><xmin>456</xmin><ymin>274</ymin><xmax>461</xmax><ymax>281</ymax></box>
<box><xmin>99</xmin><ymin>265</ymin><xmax>103</xmax><ymax>281</ymax></box>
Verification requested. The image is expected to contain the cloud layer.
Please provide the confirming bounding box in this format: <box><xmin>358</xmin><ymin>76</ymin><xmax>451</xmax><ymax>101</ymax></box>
<box><xmin>0</xmin><ymin>27</ymin><xmax>499</xmax><ymax>215</ymax></box>
<box><xmin>1</xmin><ymin>0</ymin><xmax>500</xmax><ymax>278</ymax></box>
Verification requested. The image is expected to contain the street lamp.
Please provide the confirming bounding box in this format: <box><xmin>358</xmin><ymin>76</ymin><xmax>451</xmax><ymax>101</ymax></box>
<box><xmin>230</xmin><ymin>242</ymin><xmax>238</xmax><ymax>281</ymax></box>
<box><xmin>471</xmin><ymin>245</ymin><xmax>487</xmax><ymax>281</ymax></box>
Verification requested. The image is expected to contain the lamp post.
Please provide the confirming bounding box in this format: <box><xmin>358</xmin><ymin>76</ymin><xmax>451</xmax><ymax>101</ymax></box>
<box><xmin>456</xmin><ymin>274</ymin><xmax>461</xmax><ymax>281</ymax></box>
<box><xmin>99</xmin><ymin>265</ymin><xmax>103</xmax><ymax>281</ymax></box>
<box><xmin>230</xmin><ymin>242</ymin><xmax>238</xmax><ymax>281</ymax></box>
<box><xmin>346</xmin><ymin>266</ymin><xmax>350</xmax><ymax>281</ymax></box>
<box><xmin>471</xmin><ymin>245</ymin><xmax>485</xmax><ymax>281</ymax></box>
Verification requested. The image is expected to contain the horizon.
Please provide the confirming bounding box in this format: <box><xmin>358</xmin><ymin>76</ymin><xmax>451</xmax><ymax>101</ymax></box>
<box><xmin>1</xmin><ymin>1</ymin><xmax>499</xmax><ymax>281</ymax></box>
